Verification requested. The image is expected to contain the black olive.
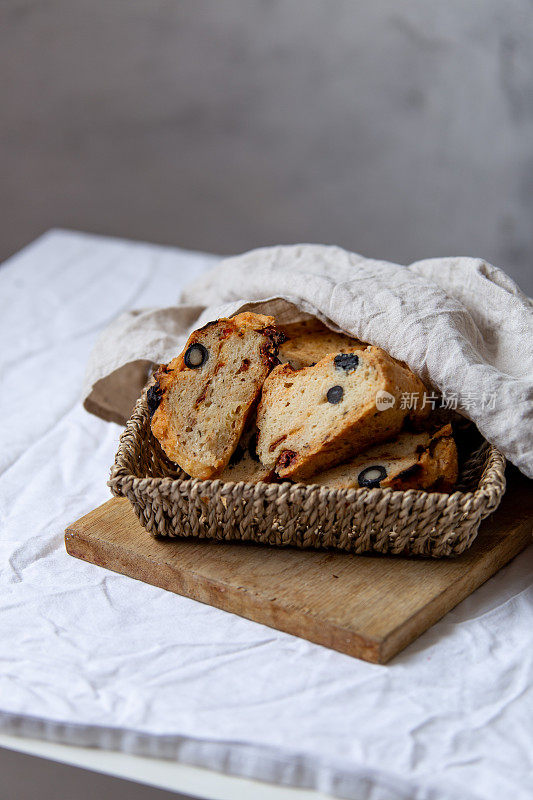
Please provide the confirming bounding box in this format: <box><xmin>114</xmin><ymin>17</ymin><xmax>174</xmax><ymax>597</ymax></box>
<box><xmin>146</xmin><ymin>384</ymin><xmax>163</xmax><ymax>418</ymax></box>
<box><xmin>184</xmin><ymin>343</ymin><xmax>208</xmax><ymax>369</ymax></box>
<box><xmin>358</xmin><ymin>465</ymin><xmax>387</xmax><ymax>488</ymax></box>
<box><xmin>334</xmin><ymin>353</ymin><xmax>359</xmax><ymax>373</ymax></box>
<box><xmin>326</xmin><ymin>385</ymin><xmax>344</xmax><ymax>404</ymax></box>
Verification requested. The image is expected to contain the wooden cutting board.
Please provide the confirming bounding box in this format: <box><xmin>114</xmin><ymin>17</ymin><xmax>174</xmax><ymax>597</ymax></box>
<box><xmin>65</xmin><ymin>468</ymin><xmax>532</xmax><ymax>664</ymax></box>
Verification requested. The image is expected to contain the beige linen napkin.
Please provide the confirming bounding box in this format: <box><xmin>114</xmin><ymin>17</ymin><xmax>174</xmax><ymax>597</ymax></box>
<box><xmin>83</xmin><ymin>244</ymin><xmax>533</xmax><ymax>478</ymax></box>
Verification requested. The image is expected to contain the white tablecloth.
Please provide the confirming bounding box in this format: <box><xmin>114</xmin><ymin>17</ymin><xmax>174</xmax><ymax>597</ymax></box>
<box><xmin>1</xmin><ymin>230</ymin><xmax>532</xmax><ymax>800</ymax></box>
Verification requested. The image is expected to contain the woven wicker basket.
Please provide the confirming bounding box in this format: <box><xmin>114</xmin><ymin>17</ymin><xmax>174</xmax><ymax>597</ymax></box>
<box><xmin>109</xmin><ymin>391</ymin><xmax>507</xmax><ymax>558</ymax></box>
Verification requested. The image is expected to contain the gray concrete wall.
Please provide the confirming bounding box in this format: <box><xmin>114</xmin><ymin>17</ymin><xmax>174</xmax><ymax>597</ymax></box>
<box><xmin>2</xmin><ymin>0</ymin><xmax>532</xmax><ymax>293</ymax></box>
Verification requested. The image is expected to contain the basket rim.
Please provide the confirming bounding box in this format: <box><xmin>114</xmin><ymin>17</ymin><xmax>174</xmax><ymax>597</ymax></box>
<box><xmin>109</xmin><ymin>395</ymin><xmax>507</xmax><ymax>512</ymax></box>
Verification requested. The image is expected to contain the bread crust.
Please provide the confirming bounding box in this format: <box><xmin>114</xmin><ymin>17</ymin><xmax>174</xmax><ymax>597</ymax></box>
<box><xmin>256</xmin><ymin>346</ymin><xmax>429</xmax><ymax>480</ymax></box>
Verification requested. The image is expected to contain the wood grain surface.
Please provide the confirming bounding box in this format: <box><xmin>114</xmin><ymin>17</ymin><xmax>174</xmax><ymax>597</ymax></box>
<box><xmin>65</xmin><ymin>470</ymin><xmax>532</xmax><ymax>663</ymax></box>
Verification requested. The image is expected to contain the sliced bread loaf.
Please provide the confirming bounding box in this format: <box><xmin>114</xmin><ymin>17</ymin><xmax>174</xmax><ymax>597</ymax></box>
<box><xmin>303</xmin><ymin>424</ymin><xmax>458</xmax><ymax>492</ymax></box>
<box><xmin>150</xmin><ymin>312</ymin><xmax>284</xmax><ymax>480</ymax></box>
<box><xmin>256</xmin><ymin>346</ymin><xmax>429</xmax><ymax>481</ymax></box>
<box><xmin>279</xmin><ymin>319</ymin><xmax>368</xmax><ymax>369</ymax></box>
<box><xmin>218</xmin><ymin>422</ymin><xmax>275</xmax><ymax>484</ymax></box>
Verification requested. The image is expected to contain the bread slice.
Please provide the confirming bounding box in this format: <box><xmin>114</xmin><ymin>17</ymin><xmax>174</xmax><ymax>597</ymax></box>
<box><xmin>150</xmin><ymin>312</ymin><xmax>284</xmax><ymax>480</ymax></box>
<box><xmin>279</xmin><ymin>319</ymin><xmax>368</xmax><ymax>369</ymax></box>
<box><xmin>256</xmin><ymin>346</ymin><xmax>429</xmax><ymax>481</ymax></box>
<box><xmin>303</xmin><ymin>424</ymin><xmax>458</xmax><ymax>492</ymax></box>
<box><xmin>218</xmin><ymin>422</ymin><xmax>275</xmax><ymax>484</ymax></box>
